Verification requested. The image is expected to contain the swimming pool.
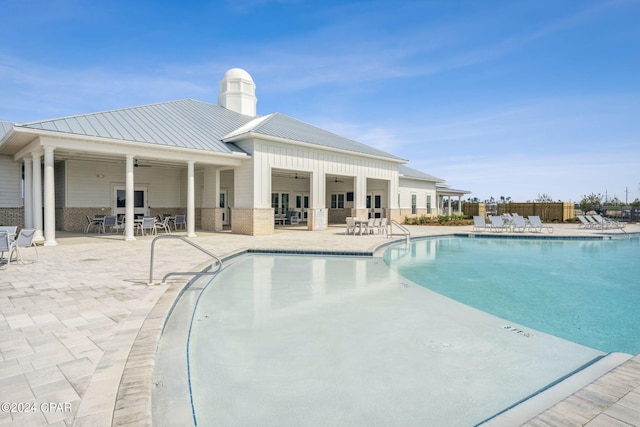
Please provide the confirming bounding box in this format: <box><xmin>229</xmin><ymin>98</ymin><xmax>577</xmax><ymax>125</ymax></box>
<box><xmin>176</xmin><ymin>253</ymin><xmax>604</xmax><ymax>426</ymax></box>
<box><xmin>384</xmin><ymin>236</ymin><xmax>640</xmax><ymax>354</ymax></box>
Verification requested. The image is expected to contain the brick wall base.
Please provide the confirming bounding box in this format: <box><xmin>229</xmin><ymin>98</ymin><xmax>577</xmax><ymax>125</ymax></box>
<box><xmin>201</xmin><ymin>208</ymin><xmax>224</xmax><ymax>232</ymax></box>
<box><xmin>0</xmin><ymin>207</ymin><xmax>25</xmax><ymax>229</ymax></box>
<box><xmin>231</xmin><ymin>208</ymin><xmax>274</xmax><ymax>236</ymax></box>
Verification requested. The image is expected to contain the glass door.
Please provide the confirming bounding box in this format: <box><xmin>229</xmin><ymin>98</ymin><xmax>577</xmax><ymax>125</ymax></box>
<box><xmin>220</xmin><ymin>190</ymin><xmax>229</xmax><ymax>225</ymax></box>
<box><xmin>113</xmin><ymin>186</ymin><xmax>148</xmax><ymax>218</ymax></box>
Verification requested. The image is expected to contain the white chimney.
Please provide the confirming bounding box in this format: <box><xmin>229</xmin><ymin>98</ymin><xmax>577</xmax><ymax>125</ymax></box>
<box><xmin>218</xmin><ymin>68</ymin><xmax>257</xmax><ymax>117</ymax></box>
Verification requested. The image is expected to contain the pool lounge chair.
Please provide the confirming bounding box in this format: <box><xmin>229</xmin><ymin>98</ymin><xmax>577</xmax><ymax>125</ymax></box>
<box><xmin>488</xmin><ymin>215</ymin><xmax>509</xmax><ymax>232</ymax></box>
<box><xmin>592</xmin><ymin>214</ymin><xmax>626</xmax><ymax>230</ymax></box>
<box><xmin>473</xmin><ymin>216</ymin><xmax>489</xmax><ymax>232</ymax></box>
<box><xmin>528</xmin><ymin>216</ymin><xmax>553</xmax><ymax>233</ymax></box>
<box><xmin>577</xmin><ymin>215</ymin><xmax>594</xmax><ymax>229</ymax></box>
<box><xmin>511</xmin><ymin>215</ymin><xmax>527</xmax><ymax>232</ymax></box>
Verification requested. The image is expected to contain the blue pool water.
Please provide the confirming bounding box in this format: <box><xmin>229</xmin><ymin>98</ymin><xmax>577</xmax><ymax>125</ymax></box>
<box><xmin>384</xmin><ymin>236</ymin><xmax>640</xmax><ymax>354</ymax></box>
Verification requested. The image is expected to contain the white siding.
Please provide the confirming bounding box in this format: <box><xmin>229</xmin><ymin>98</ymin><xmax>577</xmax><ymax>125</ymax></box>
<box><xmin>252</xmin><ymin>139</ymin><xmax>399</xmax><ymax>209</ymax></box>
<box><xmin>0</xmin><ymin>155</ymin><xmax>22</xmax><ymax>207</ymax></box>
<box><xmin>398</xmin><ymin>178</ymin><xmax>437</xmax><ymax>211</ymax></box>
<box><xmin>65</xmin><ymin>160</ymin><xmax>183</xmax><ymax>207</ymax></box>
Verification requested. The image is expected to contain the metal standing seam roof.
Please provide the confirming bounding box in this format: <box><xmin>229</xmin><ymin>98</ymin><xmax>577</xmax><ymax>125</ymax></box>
<box><xmin>247</xmin><ymin>113</ymin><xmax>407</xmax><ymax>162</ymax></box>
<box><xmin>398</xmin><ymin>164</ymin><xmax>445</xmax><ymax>182</ymax></box>
<box><xmin>17</xmin><ymin>99</ymin><xmax>253</xmax><ymax>155</ymax></box>
<box><xmin>8</xmin><ymin>99</ymin><xmax>410</xmax><ymax>162</ymax></box>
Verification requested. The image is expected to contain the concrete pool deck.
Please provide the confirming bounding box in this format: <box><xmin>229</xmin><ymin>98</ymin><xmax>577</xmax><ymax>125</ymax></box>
<box><xmin>0</xmin><ymin>223</ymin><xmax>639</xmax><ymax>426</ymax></box>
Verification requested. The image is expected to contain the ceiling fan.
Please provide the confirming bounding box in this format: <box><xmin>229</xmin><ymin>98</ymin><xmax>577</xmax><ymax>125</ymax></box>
<box><xmin>134</xmin><ymin>159</ymin><xmax>151</xmax><ymax>168</ymax></box>
<box><xmin>332</xmin><ymin>176</ymin><xmax>344</xmax><ymax>183</ymax></box>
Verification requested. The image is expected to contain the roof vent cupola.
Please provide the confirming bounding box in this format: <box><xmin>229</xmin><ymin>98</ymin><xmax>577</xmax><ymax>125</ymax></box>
<box><xmin>218</xmin><ymin>68</ymin><xmax>257</xmax><ymax>117</ymax></box>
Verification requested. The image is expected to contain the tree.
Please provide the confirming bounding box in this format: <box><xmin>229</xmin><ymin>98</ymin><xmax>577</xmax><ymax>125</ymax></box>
<box><xmin>579</xmin><ymin>193</ymin><xmax>604</xmax><ymax>214</ymax></box>
<box><xmin>535</xmin><ymin>193</ymin><xmax>554</xmax><ymax>220</ymax></box>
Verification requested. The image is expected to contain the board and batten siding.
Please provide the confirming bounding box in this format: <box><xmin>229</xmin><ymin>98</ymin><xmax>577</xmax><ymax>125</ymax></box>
<box><xmin>398</xmin><ymin>178</ymin><xmax>437</xmax><ymax>212</ymax></box>
<box><xmin>0</xmin><ymin>155</ymin><xmax>22</xmax><ymax>207</ymax></box>
<box><xmin>251</xmin><ymin>139</ymin><xmax>400</xmax><ymax>209</ymax></box>
<box><xmin>64</xmin><ymin>160</ymin><xmax>183</xmax><ymax>207</ymax></box>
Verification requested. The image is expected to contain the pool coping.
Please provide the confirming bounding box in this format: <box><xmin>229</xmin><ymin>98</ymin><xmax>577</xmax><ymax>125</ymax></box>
<box><xmin>113</xmin><ymin>232</ymin><xmax>639</xmax><ymax>426</ymax></box>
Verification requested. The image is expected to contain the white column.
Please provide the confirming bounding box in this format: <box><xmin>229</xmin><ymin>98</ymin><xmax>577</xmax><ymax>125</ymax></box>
<box><xmin>447</xmin><ymin>196</ymin><xmax>452</xmax><ymax>215</ymax></box>
<box><xmin>354</xmin><ymin>175</ymin><xmax>367</xmax><ymax>212</ymax></box>
<box><xmin>32</xmin><ymin>152</ymin><xmax>43</xmax><ymax>242</ymax></box>
<box><xmin>187</xmin><ymin>160</ymin><xmax>196</xmax><ymax>237</ymax></box>
<box><xmin>125</xmin><ymin>155</ymin><xmax>136</xmax><ymax>241</ymax></box>
<box><xmin>458</xmin><ymin>196</ymin><xmax>462</xmax><ymax>215</ymax></box>
<box><xmin>23</xmin><ymin>158</ymin><xmax>33</xmax><ymax>229</ymax></box>
<box><xmin>43</xmin><ymin>146</ymin><xmax>57</xmax><ymax>246</ymax></box>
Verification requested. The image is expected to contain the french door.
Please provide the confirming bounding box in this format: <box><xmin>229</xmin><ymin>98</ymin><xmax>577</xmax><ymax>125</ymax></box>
<box><xmin>113</xmin><ymin>186</ymin><xmax>149</xmax><ymax>217</ymax></box>
<box><xmin>220</xmin><ymin>190</ymin><xmax>229</xmax><ymax>225</ymax></box>
<box><xmin>367</xmin><ymin>193</ymin><xmax>383</xmax><ymax>218</ymax></box>
<box><xmin>271</xmin><ymin>192</ymin><xmax>290</xmax><ymax>215</ymax></box>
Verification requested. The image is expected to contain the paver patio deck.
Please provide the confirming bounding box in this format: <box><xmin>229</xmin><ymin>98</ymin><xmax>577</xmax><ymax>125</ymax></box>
<box><xmin>0</xmin><ymin>223</ymin><xmax>638</xmax><ymax>426</ymax></box>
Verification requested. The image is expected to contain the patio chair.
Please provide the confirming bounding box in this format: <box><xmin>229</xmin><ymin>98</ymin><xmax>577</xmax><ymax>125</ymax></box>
<box><xmin>378</xmin><ymin>218</ymin><xmax>388</xmax><ymax>235</ymax></box>
<box><xmin>9</xmin><ymin>229</ymin><xmax>38</xmax><ymax>264</ymax></box>
<box><xmin>155</xmin><ymin>216</ymin><xmax>172</xmax><ymax>234</ymax></box>
<box><xmin>138</xmin><ymin>217</ymin><xmax>157</xmax><ymax>236</ymax></box>
<box><xmin>528</xmin><ymin>216</ymin><xmax>553</xmax><ymax>233</ymax></box>
<box><xmin>345</xmin><ymin>217</ymin><xmax>356</xmax><ymax>235</ymax></box>
<box><xmin>364</xmin><ymin>218</ymin><xmax>376</xmax><ymax>235</ymax></box>
<box><xmin>488</xmin><ymin>216</ymin><xmax>509</xmax><ymax>232</ymax></box>
<box><xmin>173</xmin><ymin>214</ymin><xmax>186</xmax><ymax>231</ymax></box>
<box><xmin>0</xmin><ymin>226</ymin><xmax>18</xmax><ymax>240</ymax></box>
<box><xmin>85</xmin><ymin>215</ymin><xmax>101</xmax><ymax>233</ymax></box>
<box><xmin>473</xmin><ymin>216</ymin><xmax>489</xmax><ymax>232</ymax></box>
<box><xmin>102</xmin><ymin>216</ymin><xmax>118</xmax><ymax>234</ymax></box>
<box><xmin>0</xmin><ymin>231</ymin><xmax>10</xmax><ymax>267</ymax></box>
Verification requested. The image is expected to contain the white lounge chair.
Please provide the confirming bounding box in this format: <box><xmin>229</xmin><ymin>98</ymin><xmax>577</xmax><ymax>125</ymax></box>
<box><xmin>488</xmin><ymin>216</ymin><xmax>509</xmax><ymax>232</ymax></box>
<box><xmin>511</xmin><ymin>215</ymin><xmax>527</xmax><ymax>232</ymax></box>
<box><xmin>473</xmin><ymin>216</ymin><xmax>489</xmax><ymax>232</ymax></box>
<box><xmin>528</xmin><ymin>216</ymin><xmax>553</xmax><ymax>233</ymax></box>
<box><xmin>577</xmin><ymin>215</ymin><xmax>594</xmax><ymax>229</ymax></box>
<box><xmin>592</xmin><ymin>214</ymin><xmax>625</xmax><ymax>230</ymax></box>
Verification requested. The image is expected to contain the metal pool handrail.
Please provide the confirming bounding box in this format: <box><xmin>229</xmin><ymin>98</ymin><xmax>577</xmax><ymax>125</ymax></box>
<box><xmin>149</xmin><ymin>235</ymin><xmax>222</xmax><ymax>285</ymax></box>
<box><xmin>391</xmin><ymin>220</ymin><xmax>411</xmax><ymax>243</ymax></box>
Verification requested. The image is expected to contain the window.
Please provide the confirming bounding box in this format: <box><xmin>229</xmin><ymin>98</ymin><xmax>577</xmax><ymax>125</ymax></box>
<box><xmin>426</xmin><ymin>194</ymin><xmax>432</xmax><ymax>214</ymax></box>
<box><xmin>411</xmin><ymin>194</ymin><xmax>417</xmax><ymax>215</ymax></box>
<box><xmin>116</xmin><ymin>190</ymin><xmax>145</xmax><ymax>208</ymax></box>
<box><xmin>331</xmin><ymin>194</ymin><xmax>345</xmax><ymax>209</ymax></box>
<box><xmin>271</xmin><ymin>193</ymin><xmax>279</xmax><ymax>212</ymax></box>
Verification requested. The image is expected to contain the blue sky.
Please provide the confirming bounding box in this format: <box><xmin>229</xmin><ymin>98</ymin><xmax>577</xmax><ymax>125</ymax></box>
<box><xmin>2</xmin><ymin>0</ymin><xmax>639</xmax><ymax>203</ymax></box>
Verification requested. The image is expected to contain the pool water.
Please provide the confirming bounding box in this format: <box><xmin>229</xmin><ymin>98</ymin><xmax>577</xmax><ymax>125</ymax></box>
<box><xmin>384</xmin><ymin>237</ymin><xmax>640</xmax><ymax>354</ymax></box>
<box><xmin>185</xmin><ymin>254</ymin><xmax>603</xmax><ymax>426</ymax></box>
